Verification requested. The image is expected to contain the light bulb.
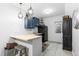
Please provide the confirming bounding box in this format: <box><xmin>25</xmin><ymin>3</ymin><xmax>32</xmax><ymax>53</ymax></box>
<box><xmin>18</xmin><ymin>12</ymin><xmax>23</xmax><ymax>19</ymax></box>
<box><xmin>28</xmin><ymin>9</ymin><xmax>33</xmax><ymax>15</ymax></box>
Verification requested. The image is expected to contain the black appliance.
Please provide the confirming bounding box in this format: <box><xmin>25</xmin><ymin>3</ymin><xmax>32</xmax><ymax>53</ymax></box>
<box><xmin>63</xmin><ymin>16</ymin><xmax>72</xmax><ymax>51</ymax></box>
<box><xmin>38</xmin><ymin>25</ymin><xmax>48</xmax><ymax>42</ymax></box>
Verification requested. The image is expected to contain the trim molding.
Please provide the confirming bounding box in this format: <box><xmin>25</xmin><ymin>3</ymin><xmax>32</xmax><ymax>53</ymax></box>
<box><xmin>48</xmin><ymin>41</ymin><xmax>62</xmax><ymax>44</ymax></box>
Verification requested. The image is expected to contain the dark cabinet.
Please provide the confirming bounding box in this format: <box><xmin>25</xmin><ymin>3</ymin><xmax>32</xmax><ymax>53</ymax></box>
<box><xmin>63</xmin><ymin>16</ymin><xmax>72</xmax><ymax>51</ymax></box>
<box><xmin>38</xmin><ymin>25</ymin><xmax>48</xmax><ymax>42</ymax></box>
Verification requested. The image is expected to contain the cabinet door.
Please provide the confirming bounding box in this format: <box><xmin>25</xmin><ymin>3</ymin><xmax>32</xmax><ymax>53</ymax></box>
<box><xmin>67</xmin><ymin>36</ymin><xmax>72</xmax><ymax>50</ymax></box>
<box><xmin>32</xmin><ymin>38</ymin><xmax>42</xmax><ymax>56</ymax></box>
<box><xmin>63</xmin><ymin>21</ymin><xmax>69</xmax><ymax>34</ymax></box>
<box><xmin>63</xmin><ymin>37</ymin><xmax>68</xmax><ymax>49</ymax></box>
<box><xmin>63</xmin><ymin>19</ymin><xmax>72</xmax><ymax>35</ymax></box>
<box><xmin>63</xmin><ymin>36</ymin><xmax>72</xmax><ymax>51</ymax></box>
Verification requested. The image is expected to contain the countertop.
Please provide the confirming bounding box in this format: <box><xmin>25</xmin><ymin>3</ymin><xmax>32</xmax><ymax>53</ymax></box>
<box><xmin>10</xmin><ymin>34</ymin><xmax>42</xmax><ymax>42</ymax></box>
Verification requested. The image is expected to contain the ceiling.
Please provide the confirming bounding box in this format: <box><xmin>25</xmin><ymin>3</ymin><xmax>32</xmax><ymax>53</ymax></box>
<box><xmin>12</xmin><ymin>3</ymin><xmax>65</xmax><ymax>18</ymax></box>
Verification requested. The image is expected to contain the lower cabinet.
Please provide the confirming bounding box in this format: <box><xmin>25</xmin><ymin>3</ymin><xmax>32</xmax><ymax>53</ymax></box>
<box><xmin>63</xmin><ymin>35</ymin><xmax>72</xmax><ymax>51</ymax></box>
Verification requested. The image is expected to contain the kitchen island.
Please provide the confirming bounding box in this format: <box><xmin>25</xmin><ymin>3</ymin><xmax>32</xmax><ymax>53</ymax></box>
<box><xmin>10</xmin><ymin>34</ymin><xmax>42</xmax><ymax>56</ymax></box>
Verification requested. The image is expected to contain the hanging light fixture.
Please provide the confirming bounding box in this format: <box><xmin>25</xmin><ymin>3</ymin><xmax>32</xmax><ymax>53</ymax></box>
<box><xmin>18</xmin><ymin>3</ymin><xmax>23</xmax><ymax>19</ymax></box>
<box><xmin>27</xmin><ymin>3</ymin><xmax>33</xmax><ymax>17</ymax></box>
<box><xmin>18</xmin><ymin>3</ymin><xmax>33</xmax><ymax>19</ymax></box>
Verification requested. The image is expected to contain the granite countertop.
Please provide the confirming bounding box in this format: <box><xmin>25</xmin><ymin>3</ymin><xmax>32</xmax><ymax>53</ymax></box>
<box><xmin>10</xmin><ymin>34</ymin><xmax>42</xmax><ymax>42</ymax></box>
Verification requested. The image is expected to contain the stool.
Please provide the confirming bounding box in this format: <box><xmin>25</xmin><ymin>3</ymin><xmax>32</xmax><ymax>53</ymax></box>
<box><xmin>15</xmin><ymin>45</ymin><xmax>28</xmax><ymax>56</ymax></box>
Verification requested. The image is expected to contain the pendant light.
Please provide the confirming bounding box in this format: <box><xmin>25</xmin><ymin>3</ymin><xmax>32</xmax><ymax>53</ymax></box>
<box><xmin>18</xmin><ymin>3</ymin><xmax>23</xmax><ymax>19</ymax></box>
<box><xmin>27</xmin><ymin>3</ymin><xmax>33</xmax><ymax>17</ymax></box>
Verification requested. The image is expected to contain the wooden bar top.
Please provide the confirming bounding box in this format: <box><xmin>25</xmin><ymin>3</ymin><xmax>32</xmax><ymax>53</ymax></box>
<box><xmin>10</xmin><ymin>34</ymin><xmax>41</xmax><ymax>42</ymax></box>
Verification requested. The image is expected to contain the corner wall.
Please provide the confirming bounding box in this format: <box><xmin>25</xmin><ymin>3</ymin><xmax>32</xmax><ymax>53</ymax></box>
<box><xmin>65</xmin><ymin>3</ymin><xmax>79</xmax><ymax>56</ymax></box>
<box><xmin>43</xmin><ymin>15</ymin><xmax>64</xmax><ymax>43</ymax></box>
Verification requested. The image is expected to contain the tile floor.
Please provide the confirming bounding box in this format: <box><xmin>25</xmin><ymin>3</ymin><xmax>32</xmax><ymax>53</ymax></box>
<box><xmin>42</xmin><ymin>41</ymin><xmax>72</xmax><ymax>56</ymax></box>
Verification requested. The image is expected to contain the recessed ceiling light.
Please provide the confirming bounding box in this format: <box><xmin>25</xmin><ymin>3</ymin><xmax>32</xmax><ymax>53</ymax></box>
<box><xmin>43</xmin><ymin>8</ymin><xmax>53</xmax><ymax>14</ymax></box>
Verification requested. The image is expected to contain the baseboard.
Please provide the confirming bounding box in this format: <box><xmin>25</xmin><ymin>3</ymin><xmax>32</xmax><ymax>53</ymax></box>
<box><xmin>47</xmin><ymin>41</ymin><xmax>62</xmax><ymax>44</ymax></box>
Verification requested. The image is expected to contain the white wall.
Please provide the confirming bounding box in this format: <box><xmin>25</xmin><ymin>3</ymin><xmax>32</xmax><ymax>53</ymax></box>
<box><xmin>65</xmin><ymin>3</ymin><xmax>79</xmax><ymax>56</ymax></box>
<box><xmin>0</xmin><ymin>3</ymin><xmax>36</xmax><ymax>56</ymax></box>
<box><xmin>43</xmin><ymin>15</ymin><xmax>63</xmax><ymax>43</ymax></box>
